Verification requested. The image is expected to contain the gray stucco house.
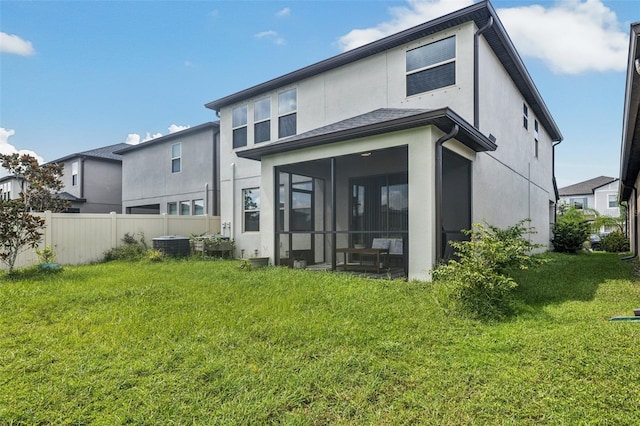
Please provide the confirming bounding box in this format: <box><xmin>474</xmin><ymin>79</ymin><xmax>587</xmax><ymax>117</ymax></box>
<box><xmin>116</xmin><ymin>122</ymin><xmax>220</xmax><ymax>215</ymax></box>
<box><xmin>205</xmin><ymin>0</ymin><xmax>562</xmax><ymax>280</ymax></box>
<box><xmin>0</xmin><ymin>174</ymin><xmax>24</xmax><ymax>201</ymax></box>
<box><xmin>51</xmin><ymin>143</ymin><xmax>128</xmax><ymax>213</ymax></box>
<box><xmin>559</xmin><ymin>176</ymin><xmax>620</xmax><ymax>217</ymax></box>
<box><xmin>619</xmin><ymin>21</ymin><xmax>640</xmax><ymax>256</ymax></box>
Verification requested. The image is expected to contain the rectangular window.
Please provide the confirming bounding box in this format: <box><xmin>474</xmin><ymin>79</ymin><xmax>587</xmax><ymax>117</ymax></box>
<box><xmin>608</xmin><ymin>194</ymin><xmax>617</xmax><ymax>208</ymax></box>
<box><xmin>167</xmin><ymin>202</ymin><xmax>177</xmax><ymax>215</ymax></box>
<box><xmin>179</xmin><ymin>201</ymin><xmax>190</xmax><ymax>216</ymax></box>
<box><xmin>254</xmin><ymin>98</ymin><xmax>271</xmax><ymax>143</ymax></box>
<box><xmin>406</xmin><ymin>36</ymin><xmax>455</xmax><ymax>96</ymax></box>
<box><xmin>523</xmin><ymin>103</ymin><xmax>529</xmax><ymax>130</ymax></box>
<box><xmin>193</xmin><ymin>199</ymin><xmax>204</xmax><ymax>215</ymax></box>
<box><xmin>171</xmin><ymin>143</ymin><xmax>181</xmax><ymax>173</ymax></box>
<box><xmin>534</xmin><ymin>119</ymin><xmax>539</xmax><ymax>158</ymax></box>
<box><xmin>0</xmin><ymin>182</ymin><xmax>10</xmax><ymax>200</ymax></box>
<box><xmin>243</xmin><ymin>188</ymin><xmax>260</xmax><ymax>232</ymax></box>
<box><xmin>278</xmin><ymin>89</ymin><xmax>297</xmax><ymax>138</ymax></box>
<box><xmin>570</xmin><ymin>197</ymin><xmax>587</xmax><ymax>210</ymax></box>
<box><xmin>232</xmin><ymin>105</ymin><xmax>248</xmax><ymax>148</ymax></box>
<box><xmin>72</xmin><ymin>161</ymin><xmax>79</xmax><ymax>186</ymax></box>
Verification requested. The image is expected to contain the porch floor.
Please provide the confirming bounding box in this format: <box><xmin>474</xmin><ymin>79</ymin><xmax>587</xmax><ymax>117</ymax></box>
<box><xmin>305</xmin><ymin>262</ymin><xmax>407</xmax><ymax>280</ymax></box>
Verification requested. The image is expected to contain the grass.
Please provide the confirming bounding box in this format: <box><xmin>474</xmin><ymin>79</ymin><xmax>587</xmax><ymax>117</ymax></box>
<box><xmin>1</xmin><ymin>253</ymin><xmax>640</xmax><ymax>424</ymax></box>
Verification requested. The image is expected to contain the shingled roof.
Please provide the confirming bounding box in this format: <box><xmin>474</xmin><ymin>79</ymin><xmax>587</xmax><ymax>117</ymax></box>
<box><xmin>50</xmin><ymin>143</ymin><xmax>129</xmax><ymax>164</ymax></box>
<box><xmin>558</xmin><ymin>176</ymin><xmax>618</xmax><ymax>197</ymax></box>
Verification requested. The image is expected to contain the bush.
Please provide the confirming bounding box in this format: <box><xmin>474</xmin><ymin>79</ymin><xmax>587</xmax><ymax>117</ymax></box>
<box><xmin>601</xmin><ymin>231</ymin><xmax>630</xmax><ymax>253</ymax></box>
<box><xmin>551</xmin><ymin>207</ymin><xmax>590</xmax><ymax>253</ymax></box>
<box><xmin>432</xmin><ymin>220</ymin><xmax>542</xmax><ymax>320</ymax></box>
<box><xmin>103</xmin><ymin>233</ymin><xmax>148</xmax><ymax>262</ymax></box>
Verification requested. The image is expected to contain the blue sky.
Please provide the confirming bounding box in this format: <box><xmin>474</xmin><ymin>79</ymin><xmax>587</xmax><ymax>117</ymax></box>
<box><xmin>1</xmin><ymin>0</ymin><xmax>638</xmax><ymax>188</ymax></box>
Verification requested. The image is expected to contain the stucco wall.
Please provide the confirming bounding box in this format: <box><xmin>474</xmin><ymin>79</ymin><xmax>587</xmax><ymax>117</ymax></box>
<box><xmin>121</xmin><ymin>127</ymin><xmax>218</xmax><ymax>215</ymax></box>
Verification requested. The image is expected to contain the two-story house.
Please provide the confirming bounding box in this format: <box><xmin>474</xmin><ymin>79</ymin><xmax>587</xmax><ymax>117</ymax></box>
<box><xmin>559</xmin><ymin>176</ymin><xmax>620</xmax><ymax>217</ymax></box>
<box><xmin>205</xmin><ymin>0</ymin><xmax>562</xmax><ymax>280</ymax></box>
<box><xmin>116</xmin><ymin>122</ymin><xmax>220</xmax><ymax>216</ymax></box>
<box><xmin>0</xmin><ymin>174</ymin><xmax>23</xmax><ymax>201</ymax></box>
<box><xmin>619</xmin><ymin>21</ymin><xmax>640</xmax><ymax>256</ymax></box>
<box><xmin>51</xmin><ymin>143</ymin><xmax>128</xmax><ymax>213</ymax></box>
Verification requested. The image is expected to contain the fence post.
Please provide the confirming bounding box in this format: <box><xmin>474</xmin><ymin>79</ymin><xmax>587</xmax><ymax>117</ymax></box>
<box><xmin>111</xmin><ymin>212</ymin><xmax>118</xmax><ymax>249</ymax></box>
<box><xmin>45</xmin><ymin>210</ymin><xmax>53</xmax><ymax>246</ymax></box>
<box><xmin>162</xmin><ymin>213</ymin><xmax>168</xmax><ymax>235</ymax></box>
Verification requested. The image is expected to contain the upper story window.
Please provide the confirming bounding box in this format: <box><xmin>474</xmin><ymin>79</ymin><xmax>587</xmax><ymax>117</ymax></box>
<box><xmin>608</xmin><ymin>194</ymin><xmax>618</xmax><ymax>208</ymax></box>
<box><xmin>71</xmin><ymin>161</ymin><xmax>79</xmax><ymax>186</ymax></box>
<box><xmin>570</xmin><ymin>197</ymin><xmax>587</xmax><ymax>210</ymax></box>
<box><xmin>406</xmin><ymin>36</ymin><xmax>455</xmax><ymax>97</ymax></box>
<box><xmin>523</xmin><ymin>103</ymin><xmax>529</xmax><ymax>130</ymax></box>
<box><xmin>0</xmin><ymin>181</ymin><xmax>11</xmax><ymax>200</ymax></box>
<box><xmin>254</xmin><ymin>98</ymin><xmax>271</xmax><ymax>144</ymax></box>
<box><xmin>171</xmin><ymin>143</ymin><xmax>181</xmax><ymax>173</ymax></box>
<box><xmin>278</xmin><ymin>89</ymin><xmax>297</xmax><ymax>138</ymax></box>
<box><xmin>534</xmin><ymin>119</ymin><xmax>539</xmax><ymax>159</ymax></box>
<box><xmin>232</xmin><ymin>105</ymin><xmax>248</xmax><ymax>148</ymax></box>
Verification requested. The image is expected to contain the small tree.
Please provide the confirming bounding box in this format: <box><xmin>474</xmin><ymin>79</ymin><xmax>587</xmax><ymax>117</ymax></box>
<box><xmin>432</xmin><ymin>220</ymin><xmax>542</xmax><ymax>319</ymax></box>
<box><xmin>0</xmin><ymin>153</ymin><xmax>68</xmax><ymax>274</ymax></box>
<box><xmin>551</xmin><ymin>206</ymin><xmax>590</xmax><ymax>253</ymax></box>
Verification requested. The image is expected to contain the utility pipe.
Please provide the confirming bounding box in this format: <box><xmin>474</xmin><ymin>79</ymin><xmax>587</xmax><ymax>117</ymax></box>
<box><xmin>474</xmin><ymin>16</ymin><xmax>493</xmax><ymax>129</ymax></box>
<box><xmin>230</xmin><ymin>162</ymin><xmax>235</xmax><ymax>240</ymax></box>
<box><xmin>435</xmin><ymin>124</ymin><xmax>459</xmax><ymax>261</ymax></box>
<box><xmin>622</xmin><ymin>185</ymin><xmax>637</xmax><ymax>261</ymax></box>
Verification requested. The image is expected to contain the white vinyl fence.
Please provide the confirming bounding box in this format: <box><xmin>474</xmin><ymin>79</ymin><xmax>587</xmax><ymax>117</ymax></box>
<box><xmin>4</xmin><ymin>212</ymin><xmax>221</xmax><ymax>270</ymax></box>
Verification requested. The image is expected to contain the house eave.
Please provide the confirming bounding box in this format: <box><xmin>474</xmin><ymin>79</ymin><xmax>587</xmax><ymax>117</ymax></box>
<box><xmin>114</xmin><ymin>121</ymin><xmax>220</xmax><ymax>155</ymax></box>
<box><xmin>619</xmin><ymin>22</ymin><xmax>640</xmax><ymax>202</ymax></box>
<box><xmin>235</xmin><ymin>108</ymin><xmax>496</xmax><ymax>161</ymax></box>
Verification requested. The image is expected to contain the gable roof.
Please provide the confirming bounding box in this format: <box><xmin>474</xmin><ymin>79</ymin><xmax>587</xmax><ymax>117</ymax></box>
<box><xmin>620</xmin><ymin>21</ymin><xmax>640</xmax><ymax>201</ymax></box>
<box><xmin>114</xmin><ymin>121</ymin><xmax>219</xmax><ymax>155</ymax></box>
<box><xmin>559</xmin><ymin>176</ymin><xmax>618</xmax><ymax>197</ymax></box>
<box><xmin>51</xmin><ymin>142</ymin><xmax>129</xmax><ymax>164</ymax></box>
<box><xmin>235</xmin><ymin>107</ymin><xmax>496</xmax><ymax>161</ymax></box>
<box><xmin>205</xmin><ymin>0</ymin><xmax>562</xmax><ymax>142</ymax></box>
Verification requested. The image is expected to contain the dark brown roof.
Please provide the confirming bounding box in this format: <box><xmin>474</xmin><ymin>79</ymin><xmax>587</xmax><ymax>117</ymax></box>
<box><xmin>235</xmin><ymin>108</ymin><xmax>496</xmax><ymax>161</ymax></box>
<box><xmin>559</xmin><ymin>176</ymin><xmax>617</xmax><ymax>196</ymax></box>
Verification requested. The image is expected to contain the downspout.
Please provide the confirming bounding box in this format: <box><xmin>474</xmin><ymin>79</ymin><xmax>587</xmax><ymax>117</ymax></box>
<box><xmin>435</xmin><ymin>124</ymin><xmax>459</xmax><ymax>261</ymax></box>
<box><xmin>80</xmin><ymin>157</ymin><xmax>86</xmax><ymax>199</ymax></box>
<box><xmin>474</xmin><ymin>16</ymin><xmax>493</xmax><ymax>129</ymax></box>
<box><xmin>204</xmin><ymin>183</ymin><xmax>209</xmax><ymax>215</ymax></box>
<box><xmin>622</xmin><ymin>185</ymin><xmax>637</xmax><ymax>261</ymax></box>
<box><xmin>230</xmin><ymin>163</ymin><xmax>236</xmax><ymax>241</ymax></box>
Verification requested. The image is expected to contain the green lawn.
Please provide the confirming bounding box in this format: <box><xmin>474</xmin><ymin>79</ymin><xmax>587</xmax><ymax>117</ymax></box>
<box><xmin>1</xmin><ymin>253</ymin><xmax>640</xmax><ymax>424</ymax></box>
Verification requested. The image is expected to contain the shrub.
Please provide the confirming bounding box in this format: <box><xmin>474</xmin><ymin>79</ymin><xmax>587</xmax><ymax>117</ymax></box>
<box><xmin>146</xmin><ymin>249</ymin><xmax>165</xmax><ymax>262</ymax></box>
<box><xmin>432</xmin><ymin>220</ymin><xmax>542</xmax><ymax>320</ymax></box>
<box><xmin>551</xmin><ymin>207</ymin><xmax>590</xmax><ymax>253</ymax></box>
<box><xmin>103</xmin><ymin>233</ymin><xmax>147</xmax><ymax>262</ymax></box>
<box><xmin>601</xmin><ymin>231</ymin><xmax>630</xmax><ymax>253</ymax></box>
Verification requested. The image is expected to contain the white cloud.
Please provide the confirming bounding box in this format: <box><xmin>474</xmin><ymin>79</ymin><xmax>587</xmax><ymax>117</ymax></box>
<box><xmin>0</xmin><ymin>32</ymin><xmax>35</xmax><ymax>56</ymax></box>
<box><xmin>337</xmin><ymin>0</ymin><xmax>472</xmax><ymax>52</ymax></box>
<box><xmin>255</xmin><ymin>30</ymin><xmax>285</xmax><ymax>45</ymax></box>
<box><xmin>0</xmin><ymin>128</ymin><xmax>44</xmax><ymax>163</ymax></box>
<box><xmin>125</xmin><ymin>125</ymin><xmax>189</xmax><ymax>145</ymax></box>
<box><xmin>276</xmin><ymin>7</ymin><xmax>291</xmax><ymax>18</ymax></box>
<box><xmin>497</xmin><ymin>0</ymin><xmax>627</xmax><ymax>74</ymax></box>
<box><xmin>337</xmin><ymin>0</ymin><xmax>626</xmax><ymax>74</ymax></box>
<box><xmin>168</xmin><ymin>124</ymin><xmax>189</xmax><ymax>134</ymax></box>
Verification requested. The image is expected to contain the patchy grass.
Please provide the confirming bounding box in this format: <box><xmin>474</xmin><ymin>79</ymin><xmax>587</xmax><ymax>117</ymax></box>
<box><xmin>1</xmin><ymin>253</ymin><xmax>640</xmax><ymax>424</ymax></box>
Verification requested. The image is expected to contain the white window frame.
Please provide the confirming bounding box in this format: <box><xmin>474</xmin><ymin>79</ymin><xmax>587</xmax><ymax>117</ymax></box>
<box><xmin>608</xmin><ymin>194</ymin><xmax>618</xmax><ymax>209</ymax></box>
<box><xmin>72</xmin><ymin>161</ymin><xmax>79</xmax><ymax>186</ymax></box>
<box><xmin>254</xmin><ymin>98</ymin><xmax>271</xmax><ymax>144</ymax></box>
<box><xmin>171</xmin><ymin>143</ymin><xmax>181</xmax><ymax>173</ymax></box>
<box><xmin>243</xmin><ymin>188</ymin><xmax>260</xmax><ymax>232</ymax></box>
<box><xmin>179</xmin><ymin>200</ymin><xmax>190</xmax><ymax>216</ymax></box>
<box><xmin>193</xmin><ymin>199</ymin><xmax>204</xmax><ymax>215</ymax></box>
<box><xmin>570</xmin><ymin>197</ymin><xmax>587</xmax><ymax>210</ymax></box>
<box><xmin>523</xmin><ymin>103</ymin><xmax>529</xmax><ymax>130</ymax></box>
<box><xmin>167</xmin><ymin>202</ymin><xmax>178</xmax><ymax>215</ymax></box>
<box><xmin>232</xmin><ymin>105</ymin><xmax>248</xmax><ymax>148</ymax></box>
<box><xmin>278</xmin><ymin>89</ymin><xmax>297</xmax><ymax>139</ymax></box>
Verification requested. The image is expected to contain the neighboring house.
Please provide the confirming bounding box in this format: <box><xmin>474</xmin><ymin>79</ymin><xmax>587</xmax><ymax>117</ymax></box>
<box><xmin>619</xmin><ymin>21</ymin><xmax>640</xmax><ymax>255</ymax></box>
<box><xmin>205</xmin><ymin>0</ymin><xmax>562</xmax><ymax>280</ymax></box>
<box><xmin>0</xmin><ymin>174</ymin><xmax>24</xmax><ymax>201</ymax></box>
<box><xmin>116</xmin><ymin>122</ymin><xmax>220</xmax><ymax>215</ymax></box>
<box><xmin>558</xmin><ymin>176</ymin><xmax>620</xmax><ymax>219</ymax></box>
<box><xmin>51</xmin><ymin>143</ymin><xmax>128</xmax><ymax>213</ymax></box>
